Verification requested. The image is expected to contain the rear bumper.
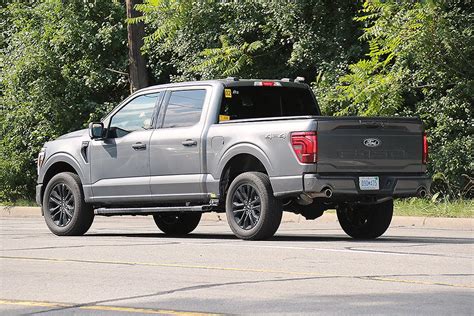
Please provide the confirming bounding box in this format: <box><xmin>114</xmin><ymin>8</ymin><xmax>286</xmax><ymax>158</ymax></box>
<box><xmin>303</xmin><ymin>174</ymin><xmax>431</xmax><ymax>198</ymax></box>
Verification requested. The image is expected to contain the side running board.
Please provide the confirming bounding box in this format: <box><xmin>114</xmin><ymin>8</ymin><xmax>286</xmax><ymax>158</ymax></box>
<box><xmin>94</xmin><ymin>204</ymin><xmax>216</xmax><ymax>216</ymax></box>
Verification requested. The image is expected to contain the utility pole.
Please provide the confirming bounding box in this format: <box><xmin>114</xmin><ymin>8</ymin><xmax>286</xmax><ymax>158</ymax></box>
<box><xmin>126</xmin><ymin>0</ymin><xmax>148</xmax><ymax>93</ymax></box>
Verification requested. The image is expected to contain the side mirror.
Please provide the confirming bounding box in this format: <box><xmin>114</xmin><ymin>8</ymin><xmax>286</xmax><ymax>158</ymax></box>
<box><xmin>89</xmin><ymin>122</ymin><xmax>105</xmax><ymax>139</ymax></box>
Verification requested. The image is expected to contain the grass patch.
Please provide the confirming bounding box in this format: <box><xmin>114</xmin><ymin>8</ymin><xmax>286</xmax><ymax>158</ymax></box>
<box><xmin>394</xmin><ymin>198</ymin><xmax>473</xmax><ymax>218</ymax></box>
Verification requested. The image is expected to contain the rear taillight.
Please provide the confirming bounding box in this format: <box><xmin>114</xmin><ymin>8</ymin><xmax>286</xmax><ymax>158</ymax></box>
<box><xmin>291</xmin><ymin>132</ymin><xmax>317</xmax><ymax>163</ymax></box>
<box><xmin>422</xmin><ymin>133</ymin><xmax>428</xmax><ymax>164</ymax></box>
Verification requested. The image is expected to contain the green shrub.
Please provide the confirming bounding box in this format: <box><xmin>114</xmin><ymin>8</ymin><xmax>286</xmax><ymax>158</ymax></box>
<box><xmin>0</xmin><ymin>1</ymin><xmax>128</xmax><ymax>202</ymax></box>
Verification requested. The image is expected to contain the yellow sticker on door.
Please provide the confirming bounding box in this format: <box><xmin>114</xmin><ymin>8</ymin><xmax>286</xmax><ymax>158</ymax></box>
<box><xmin>224</xmin><ymin>89</ymin><xmax>232</xmax><ymax>98</ymax></box>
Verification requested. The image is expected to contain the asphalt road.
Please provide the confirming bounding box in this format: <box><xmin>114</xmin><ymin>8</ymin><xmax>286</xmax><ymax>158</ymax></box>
<box><xmin>1</xmin><ymin>215</ymin><xmax>473</xmax><ymax>315</ymax></box>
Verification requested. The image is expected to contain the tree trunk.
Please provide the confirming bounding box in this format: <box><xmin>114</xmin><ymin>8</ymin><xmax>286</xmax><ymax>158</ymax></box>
<box><xmin>126</xmin><ymin>0</ymin><xmax>148</xmax><ymax>93</ymax></box>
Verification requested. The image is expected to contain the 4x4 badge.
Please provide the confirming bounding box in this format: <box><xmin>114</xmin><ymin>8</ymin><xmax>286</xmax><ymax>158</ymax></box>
<box><xmin>265</xmin><ymin>133</ymin><xmax>286</xmax><ymax>140</ymax></box>
<box><xmin>363</xmin><ymin>138</ymin><xmax>381</xmax><ymax>147</ymax></box>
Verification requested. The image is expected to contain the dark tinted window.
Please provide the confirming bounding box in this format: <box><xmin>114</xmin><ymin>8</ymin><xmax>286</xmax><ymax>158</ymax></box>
<box><xmin>109</xmin><ymin>93</ymin><xmax>160</xmax><ymax>138</ymax></box>
<box><xmin>219</xmin><ymin>86</ymin><xmax>318</xmax><ymax>120</ymax></box>
<box><xmin>163</xmin><ymin>90</ymin><xmax>207</xmax><ymax>128</ymax></box>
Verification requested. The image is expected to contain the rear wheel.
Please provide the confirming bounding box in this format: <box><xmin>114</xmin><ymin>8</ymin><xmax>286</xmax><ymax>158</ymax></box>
<box><xmin>226</xmin><ymin>172</ymin><xmax>282</xmax><ymax>240</ymax></box>
<box><xmin>43</xmin><ymin>172</ymin><xmax>94</xmax><ymax>236</ymax></box>
<box><xmin>337</xmin><ymin>200</ymin><xmax>393</xmax><ymax>239</ymax></box>
<box><xmin>153</xmin><ymin>213</ymin><xmax>201</xmax><ymax>235</ymax></box>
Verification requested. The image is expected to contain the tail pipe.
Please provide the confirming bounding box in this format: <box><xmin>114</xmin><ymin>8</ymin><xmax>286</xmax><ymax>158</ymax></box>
<box><xmin>323</xmin><ymin>187</ymin><xmax>333</xmax><ymax>198</ymax></box>
<box><xmin>417</xmin><ymin>187</ymin><xmax>427</xmax><ymax>198</ymax></box>
<box><xmin>306</xmin><ymin>187</ymin><xmax>333</xmax><ymax>199</ymax></box>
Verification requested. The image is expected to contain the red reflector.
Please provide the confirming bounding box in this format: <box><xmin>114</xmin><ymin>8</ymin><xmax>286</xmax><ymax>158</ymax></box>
<box><xmin>262</xmin><ymin>81</ymin><xmax>275</xmax><ymax>86</ymax></box>
<box><xmin>291</xmin><ymin>132</ymin><xmax>317</xmax><ymax>163</ymax></box>
<box><xmin>422</xmin><ymin>133</ymin><xmax>428</xmax><ymax>164</ymax></box>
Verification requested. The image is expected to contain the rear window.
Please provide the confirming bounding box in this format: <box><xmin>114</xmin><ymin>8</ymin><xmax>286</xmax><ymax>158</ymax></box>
<box><xmin>219</xmin><ymin>86</ymin><xmax>319</xmax><ymax>121</ymax></box>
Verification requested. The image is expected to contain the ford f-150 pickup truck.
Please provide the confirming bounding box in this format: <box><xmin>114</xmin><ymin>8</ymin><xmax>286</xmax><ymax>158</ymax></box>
<box><xmin>36</xmin><ymin>78</ymin><xmax>431</xmax><ymax>240</ymax></box>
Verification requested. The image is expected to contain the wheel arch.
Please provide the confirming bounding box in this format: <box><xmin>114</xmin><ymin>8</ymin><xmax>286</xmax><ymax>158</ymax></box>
<box><xmin>215</xmin><ymin>143</ymin><xmax>273</xmax><ymax>176</ymax></box>
<box><xmin>39</xmin><ymin>154</ymin><xmax>84</xmax><ymax>206</ymax></box>
<box><xmin>218</xmin><ymin>152</ymin><xmax>271</xmax><ymax>203</ymax></box>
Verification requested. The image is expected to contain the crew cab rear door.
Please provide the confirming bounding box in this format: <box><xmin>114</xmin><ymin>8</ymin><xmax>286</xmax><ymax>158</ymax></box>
<box><xmin>316</xmin><ymin>117</ymin><xmax>425</xmax><ymax>173</ymax></box>
<box><xmin>148</xmin><ymin>86</ymin><xmax>212</xmax><ymax>202</ymax></box>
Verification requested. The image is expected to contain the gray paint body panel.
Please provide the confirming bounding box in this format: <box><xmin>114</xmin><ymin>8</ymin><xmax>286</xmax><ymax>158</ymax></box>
<box><xmin>89</xmin><ymin>130</ymin><xmax>153</xmax><ymax>202</ymax></box>
<box><xmin>148</xmin><ymin>85</ymin><xmax>216</xmax><ymax>201</ymax></box>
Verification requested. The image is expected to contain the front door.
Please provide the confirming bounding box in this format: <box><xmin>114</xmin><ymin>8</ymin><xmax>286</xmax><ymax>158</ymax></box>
<box><xmin>90</xmin><ymin>92</ymin><xmax>162</xmax><ymax>204</ymax></box>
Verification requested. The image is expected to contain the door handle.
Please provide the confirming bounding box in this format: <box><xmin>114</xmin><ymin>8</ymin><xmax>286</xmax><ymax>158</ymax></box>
<box><xmin>182</xmin><ymin>139</ymin><xmax>197</xmax><ymax>147</ymax></box>
<box><xmin>132</xmin><ymin>142</ymin><xmax>147</xmax><ymax>150</ymax></box>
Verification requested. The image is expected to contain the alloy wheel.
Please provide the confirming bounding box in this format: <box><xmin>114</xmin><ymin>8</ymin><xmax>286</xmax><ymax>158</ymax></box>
<box><xmin>231</xmin><ymin>183</ymin><xmax>261</xmax><ymax>230</ymax></box>
<box><xmin>48</xmin><ymin>183</ymin><xmax>75</xmax><ymax>227</ymax></box>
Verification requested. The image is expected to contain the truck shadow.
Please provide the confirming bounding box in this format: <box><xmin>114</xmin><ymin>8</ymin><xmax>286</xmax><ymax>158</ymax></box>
<box><xmin>85</xmin><ymin>232</ymin><xmax>473</xmax><ymax>245</ymax></box>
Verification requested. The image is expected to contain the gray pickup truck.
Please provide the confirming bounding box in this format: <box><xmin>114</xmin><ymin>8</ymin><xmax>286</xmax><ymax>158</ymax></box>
<box><xmin>36</xmin><ymin>78</ymin><xmax>431</xmax><ymax>240</ymax></box>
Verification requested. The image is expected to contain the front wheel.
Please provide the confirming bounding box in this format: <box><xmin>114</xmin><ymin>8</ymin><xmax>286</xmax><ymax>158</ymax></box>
<box><xmin>337</xmin><ymin>200</ymin><xmax>393</xmax><ymax>239</ymax></box>
<box><xmin>153</xmin><ymin>213</ymin><xmax>201</xmax><ymax>235</ymax></box>
<box><xmin>42</xmin><ymin>172</ymin><xmax>94</xmax><ymax>236</ymax></box>
<box><xmin>226</xmin><ymin>172</ymin><xmax>282</xmax><ymax>240</ymax></box>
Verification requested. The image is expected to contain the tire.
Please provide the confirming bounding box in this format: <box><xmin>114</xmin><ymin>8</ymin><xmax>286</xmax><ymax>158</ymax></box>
<box><xmin>42</xmin><ymin>172</ymin><xmax>94</xmax><ymax>236</ymax></box>
<box><xmin>336</xmin><ymin>199</ymin><xmax>393</xmax><ymax>239</ymax></box>
<box><xmin>153</xmin><ymin>212</ymin><xmax>201</xmax><ymax>235</ymax></box>
<box><xmin>225</xmin><ymin>172</ymin><xmax>282</xmax><ymax>240</ymax></box>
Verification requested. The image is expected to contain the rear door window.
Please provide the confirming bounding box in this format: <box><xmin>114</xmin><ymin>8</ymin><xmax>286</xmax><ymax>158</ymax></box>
<box><xmin>162</xmin><ymin>89</ymin><xmax>207</xmax><ymax>128</ymax></box>
<box><xmin>220</xmin><ymin>86</ymin><xmax>319</xmax><ymax>121</ymax></box>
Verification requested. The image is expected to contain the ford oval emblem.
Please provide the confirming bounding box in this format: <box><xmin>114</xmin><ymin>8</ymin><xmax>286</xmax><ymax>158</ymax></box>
<box><xmin>363</xmin><ymin>138</ymin><xmax>381</xmax><ymax>147</ymax></box>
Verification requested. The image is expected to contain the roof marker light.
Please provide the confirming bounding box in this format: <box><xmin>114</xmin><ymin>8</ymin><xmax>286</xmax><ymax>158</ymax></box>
<box><xmin>254</xmin><ymin>81</ymin><xmax>282</xmax><ymax>87</ymax></box>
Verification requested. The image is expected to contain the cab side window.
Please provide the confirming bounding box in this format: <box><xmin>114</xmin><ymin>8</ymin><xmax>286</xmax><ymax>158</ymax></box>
<box><xmin>109</xmin><ymin>93</ymin><xmax>160</xmax><ymax>138</ymax></box>
<box><xmin>162</xmin><ymin>90</ymin><xmax>207</xmax><ymax>128</ymax></box>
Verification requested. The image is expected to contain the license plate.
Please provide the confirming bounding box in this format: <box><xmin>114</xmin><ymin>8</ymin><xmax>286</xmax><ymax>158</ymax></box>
<box><xmin>359</xmin><ymin>176</ymin><xmax>379</xmax><ymax>190</ymax></box>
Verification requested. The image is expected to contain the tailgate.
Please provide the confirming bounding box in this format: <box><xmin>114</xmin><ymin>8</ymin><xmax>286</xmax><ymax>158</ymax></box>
<box><xmin>317</xmin><ymin>117</ymin><xmax>424</xmax><ymax>173</ymax></box>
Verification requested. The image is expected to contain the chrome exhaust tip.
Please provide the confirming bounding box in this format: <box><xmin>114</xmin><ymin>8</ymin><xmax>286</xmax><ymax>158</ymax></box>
<box><xmin>323</xmin><ymin>187</ymin><xmax>333</xmax><ymax>198</ymax></box>
<box><xmin>308</xmin><ymin>187</ymin><xmax>333</xmax><ymax>199</ymax></box>
<box><xmin>418</xmin><ymin>187</ymin><xmax>427</xmax><ymax>198</ymax></box>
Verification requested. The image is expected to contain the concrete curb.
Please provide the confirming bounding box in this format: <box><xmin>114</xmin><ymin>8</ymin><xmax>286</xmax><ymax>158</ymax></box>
<box><xmin>1</xmin><ymin>206</ymin><xmax>40</xmax><ymax>218</ymax></box>
<box><xmin>1</xmin><ymin>206</ymin><xmax>472</xmax><ymax>229</ymax></box>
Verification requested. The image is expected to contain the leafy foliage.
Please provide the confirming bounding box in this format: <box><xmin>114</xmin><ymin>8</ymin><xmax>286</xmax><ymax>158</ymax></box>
<box><xmin>0</xmin><ymin>0</ymin><xmax>128</xmax><ymax>201</ymax></box>
<box><xmin>134</xmin><ymin>0</ymin><xmax>363</xmax><ymax>82</ymax></box>
<box><xmin>319</xmin><ymin>0</ymin><xmax>473</xmax><ymax>196</ymax></box>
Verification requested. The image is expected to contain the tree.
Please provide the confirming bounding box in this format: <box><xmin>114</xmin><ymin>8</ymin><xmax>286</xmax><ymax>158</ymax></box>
<box><xmin>134</xmin><ymin>0</ymin><xmax>363</xmax><ymax>83</ymax></box>
<box><xmin>1</xmin><ymin>0</ymin><xmax>471</xmax><ymax>201</ymax></box>
<box><xmin>321</xmin><ymin>0</ymin><xmax>473</xmax><ymax>196</ymax></box>
<box><xmin>0</xmin><ymin>1</ymin><xmax>128</xmax><ymax>202</ymax></box>
<box><xmin>126</xmin><ymin>0</ymin><xmax>148</xmax><ymax>92</ymax></box>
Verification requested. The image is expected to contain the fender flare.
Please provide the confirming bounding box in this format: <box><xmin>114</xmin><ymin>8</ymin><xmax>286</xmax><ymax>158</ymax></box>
<box><xmin>39</xmin><ymin>152</ymin><xmax>85</xmax><ymax>184</ymax></box>
<box><xmin>214</xmin><ymin>142</ymin><xmax>274</xmax><ymax>180</ymax></box>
